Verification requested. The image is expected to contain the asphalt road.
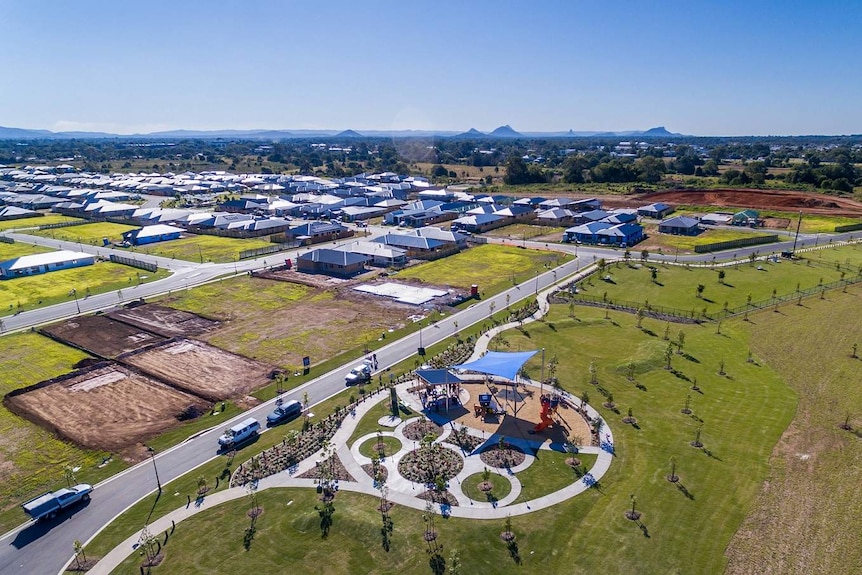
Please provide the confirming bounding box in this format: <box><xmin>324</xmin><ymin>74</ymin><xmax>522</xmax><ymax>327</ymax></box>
<box><xmin>0</xmin><ymin>225</ymin><xmax>857</xmax><ymax>574</ymax></box>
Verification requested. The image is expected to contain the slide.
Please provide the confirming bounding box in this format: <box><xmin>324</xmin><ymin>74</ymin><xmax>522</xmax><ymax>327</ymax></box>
<box><xmin>533</xmin><ymin>396</ymin><xmax>553</xmax><ymax>432</ymax></box>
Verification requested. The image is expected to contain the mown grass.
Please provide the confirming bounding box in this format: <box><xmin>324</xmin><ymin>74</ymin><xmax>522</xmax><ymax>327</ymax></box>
<box><xmin>393</xmin><ymin>244</ymin><xmax>570</xmax><ymax>296</ymax></box>
<box><xmin>481</xmin><ymin>224</ymin><xmax>566</xmax><ymax>242</ymax></box>
<box><xmin>640</xmin><ymin>225</ymin><xmax>778</xmax><ymax>254</ymax></box>
<box><xmin>800</xmin><ymin>241</ymin><xmax>862</xmax><ymax>269</ymax></box>
<box><xmin>0</xmin><ymin>261</ymin><xmax>170</xmax><ymax>313</ymax></box>
<box><xmin>461</xmin><ymin>470</ymin><xmax>513</xmax><ymax>501</ymax></box>
<box><xmin>125</xmin><ymin>233</ymin><xmax>276</xmax><ymax>263</ymax></box>
<box><xmin>0</xmin><ymin>241</ymin><xmax>51</xmax><ymax>260</ymax></box>
<box><xmin>358</xmin><ymin>435</ymin><xmax>402</xmax><ymax>459</ymax></box>
<box><xmin>0</xmin><ymin>214</ymin><xmax>80</xmax><ymax>231</ymax></box>
<box><xmin>29</xmin><ymin>221</ymin><xmax>137</xmax><ymax>245</ymax></box>
<box><xmin>577</xmin><ymin>256</ymin><xmax>847</xmax><ymax>313</ymax></box>
<box><xmin>515</xmin><ymin>450</ymin><xmax>596</xmax><ymax>501</ymax></box>
<box><xmin>0</xmin><ymin>332</ymin><xmax>127</xmax><ymax>533</ymax></box>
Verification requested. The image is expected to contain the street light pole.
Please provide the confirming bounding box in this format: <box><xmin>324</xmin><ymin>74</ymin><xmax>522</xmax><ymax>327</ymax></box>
<box><xmin>71</xmin><ymin>289</ymin><xmax>81</xmax><ymax>314</ymax></box>
<box><xmin>146</xmin><ymin>446</ymin><xmax>162</xmax><ymax>494</ymax></box>
<box><xmin>535</xmin><ymin>270</ymin><xmax>539</xmax><ymax>295</ymax></box>
<box><xmin>791</xmin><ymin>210</ymin><xmax>803</xmax><ymax>254</ymax></box>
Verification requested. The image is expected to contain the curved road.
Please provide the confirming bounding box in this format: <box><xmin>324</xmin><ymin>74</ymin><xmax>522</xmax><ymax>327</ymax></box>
<box><xmin>0</xmin><ymin>224</ymin><xmax>857</xmax><ymax>574</ymax></box>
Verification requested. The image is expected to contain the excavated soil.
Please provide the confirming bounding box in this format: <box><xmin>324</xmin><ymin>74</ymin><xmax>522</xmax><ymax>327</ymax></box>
<box><xmin>633</xmin><ymin>188</ymin><xmax>862</xmax><ymax>217</ymax></box>
<box><xmin>108</xmin><ymin>303</ymin><xmax>220</xmax><ymax>337</ymax></box>
<box><xmin>41</xmin><ymin>315</ymin><xmax>165</xmax><ymax>359</ymax></box>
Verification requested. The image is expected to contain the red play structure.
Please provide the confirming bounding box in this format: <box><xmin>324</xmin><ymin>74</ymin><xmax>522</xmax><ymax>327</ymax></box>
<box><xmin>533</xmin><ymin>394</ymin><xmax>557</xmax><ymax>432</ymax></box>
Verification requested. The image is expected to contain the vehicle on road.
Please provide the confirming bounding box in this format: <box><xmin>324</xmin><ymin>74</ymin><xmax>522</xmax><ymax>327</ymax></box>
<box><xmin>218</xmin><ymin>417</ymin><xmax>261</xmax><ymax>449</ymax></box>
<box><xmin>22</xmin><ymin>484</ymin><xmax>93</xmax><ymax>521</ymax></box>
<box><xmin>345</xmin><ymin>362</ymin><xmax>372</xmax><ymax>385</ymax></box>
<box><xmin>266</xmin><ymin>400</ymin><xmax>302</xmax><ymax>426</ymax></box>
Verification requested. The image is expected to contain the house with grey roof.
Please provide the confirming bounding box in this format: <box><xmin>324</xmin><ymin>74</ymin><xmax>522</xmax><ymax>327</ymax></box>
<box><xmin>296</xmin><ymin>248</ymin><xmax>369</xmax><ymax>277</ymax></box>
<box><xmin>658</xmin><ymin>215</ymin><xmax>701</xmax><ymax>236</ymax></box>
<box><xmin>637</xmin><ymin>202</ymin><xmax>674</xmax><ymax>219</ymax></box>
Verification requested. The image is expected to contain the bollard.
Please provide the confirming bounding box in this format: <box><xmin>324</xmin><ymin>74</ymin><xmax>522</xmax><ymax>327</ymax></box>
<box><xmin>171</xmin><ymin>519</ymin><xmax>176</xmax><ymax>534</ymax></box>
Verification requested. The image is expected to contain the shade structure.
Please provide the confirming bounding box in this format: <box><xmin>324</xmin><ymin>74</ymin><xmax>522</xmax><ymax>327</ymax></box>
<box><xmin>453</xmin><ymin>350</ymin><xmax>540</xmax><ymax>382</ymax></box>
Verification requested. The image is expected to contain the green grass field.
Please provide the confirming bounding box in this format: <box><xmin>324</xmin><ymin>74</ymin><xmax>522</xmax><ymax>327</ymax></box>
<box><xmin>0</xmin><ymin>241</ymin><xmax>51</xmax><ymax>260</ymax></box>
<box><xmin>394</xmin><ymin>244</ymin><xmax>570</xmax><ymax>296</ymax></box>
<box><xmin>0</xmin><ymin>261</ymin><xmax>170</xmax><ymax>313</ymax></box>
<box><xmin>0</xmin><ymin>332</ymin><xmax>127</xmax><ymax>532</ymax></box>
<box><xmin>29</xmin><ymin>221</ymin><xmax>136</xmax><ymax>245</ymax></box>
<box><xmin>675</xmin><ymin>205</ymin><xmax>862</xmax><ymax>234</ymax></box>
<box><xmin>577</xmin><ymin>256</ymin><xmax>847</xmax><ymax>314</ymax></box>
<box><xmin>126</xmin><ymin>234</ymin><xmax>277</xmax><ymax>263</ymax></box>
<box><xmin>0</xmin><ymin>214</ymin><xmax>80</xmax><ymax>231</ymax></box>
<box><xmin>481</xmin><ymin>224</ymin><xmax>566</xmax><ymax>242</ymax></box>
<box><xmin>461</xmin><ymin>471</ymin><xmax>513</xmax><ymax>501</ymax></box>
<box><xmin>640</xmin><ymin>225</ymin><xmax>778</xmax><ymax>254</ymax></box>
<box><xmin>800</xmin><ymin>241</ymin><xmax>862</xmax><ymax>269</ymax></box>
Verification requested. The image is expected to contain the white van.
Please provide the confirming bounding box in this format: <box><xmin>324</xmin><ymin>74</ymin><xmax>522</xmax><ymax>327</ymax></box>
<box><xmin>218</xmin><ymin>417</ymin><xmax>261</xmax><ymax>448</ymax></box>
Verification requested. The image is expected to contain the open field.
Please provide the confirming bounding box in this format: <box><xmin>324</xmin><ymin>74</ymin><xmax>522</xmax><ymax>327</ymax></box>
<box><xmin>0</xmin><ymin>260</ymin><xmax>170</xmax><ymax>313</ymax></box>
<box><xmin>160</xmin><ymin>276</ymin><xmax>421</xmax><ymax>370</ymax></box>
<box><xmin>5</xmin><ymin>363</ymin><xmax>210</xmax><ymax>453</ymax></box>
<box><xmin>481</xmin><ymin>223</ymin><xmax>566</xmax><ymax>243</ymax></box>
<box><xmin>41</xmin><ymin>315</ymin><xmax>165</xmax><ymax>358</ymax></box>
<box><xmin>29</xmin><ymin>221</ymin><xmax>137</xmax><ymax>245</ymax></box>
<box><xmin>0</xmin><ymin>332</ymin><xmax>128</xmax><ymax>532</ymax></box>
<box><xmin>800</xmin><ymin>241</ymin><xmax>862</xmax><ymax>268</ymax></box>
<box><xmin>577</xmin><ymin>256</ymin><xmax>848</xmax><ymax>313</ymax></box>
<box><xmin>0</xmin><ymin>241</ymin><xmax>51</xmax><ymax>260</ymax></box>
<box><xmin>673</xmin><ymin>204</ymin><xmax>862</xmax><ymax>234</ymax></box>
<box><xmin>121</xmin><ymin>338</ymin><xmax>275</xmax><ymax>401</ymax></box>
<box><xmin>639</xmin><ymin>225</ymin><xmax>778</xmax><ymax>254</ymax></box>
<box><xmin>723</xmin><ymin>286</ymin><xmax>862</xmax><ymax>574</ymax></box>
<box><xmin>126</xmin><ymin>233</ymin><xmax>276</xmax><ymax>263</ymax></box>
<box><xmin>393</xmin><ymin>244</ymin><xmax>570</xmax><ymax>296</ymax></box>
<box><xmin>0</xmin><ymin>214</ymin><xmax>80</xmax><ymax>231</ymax></box>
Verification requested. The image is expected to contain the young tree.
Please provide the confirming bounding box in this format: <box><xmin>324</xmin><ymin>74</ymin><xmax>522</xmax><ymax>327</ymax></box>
<box><xmin>73</xmin><ymin>539</ymin><xmax>87</xmax><ymax>570</ymax></box>
<box><xmin>667</xmin><ymin>456</ymin><xmax>679</xmax><ymax>483</ymax></box>
<box><xmin>696</xmin><ymin>284</ymin><xmax>705</xmax><ymax>299</ymax></box>
<box><xmin>676</xmin><ymin>330</ymin><xmax>686</xmax><ymax>355</ymax></box>
<box><xmin>651</xmin><ymin>267</ymin><xmax>658</xmax><ymax>283</ymax></box>
<box><xmin>636</xmin><ymin>307</ymin><xmax>645</xmax><ymax>329</ymax></box>
<box><xmin>717</xmin><ymin>269</ymin><xmax>725</xmax><ymax>284</ymax></box>
<box><xmin>664</xmin><ymin>343</ymin><xmax>674</xmax><ymax>370</ymax></box>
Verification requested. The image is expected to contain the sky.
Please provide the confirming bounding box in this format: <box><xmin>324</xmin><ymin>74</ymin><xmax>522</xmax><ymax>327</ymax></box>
<box><xmin>0</xmin><ymin>0</ymin><xmax>860</xmax><ymax>136</ymax></box>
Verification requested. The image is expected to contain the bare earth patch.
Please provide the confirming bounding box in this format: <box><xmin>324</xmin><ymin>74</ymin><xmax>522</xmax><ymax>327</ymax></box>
<box><xmin>41</xmin><ymin>315</ymin><xmax>165</xmax><ymax>359</ymax></box>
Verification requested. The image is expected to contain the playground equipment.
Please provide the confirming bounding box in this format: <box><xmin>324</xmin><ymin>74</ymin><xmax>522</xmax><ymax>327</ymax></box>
<box><xmin>532</xmin><ymin>393</ymin><xmax>561</xmax><ymax>433</ymax></box>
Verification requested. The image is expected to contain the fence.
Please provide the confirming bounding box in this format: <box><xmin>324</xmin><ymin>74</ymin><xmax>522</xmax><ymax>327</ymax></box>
<box><xmin>0</xmin><ymin>236</ymin><xmax>13</xmax><ymax>244</ymax></box>
<box><xmin>38</xmin><ymin>220</ymin><xmax>91</xmax><ymax>230</ymax></box>
<box><xmin>108</xmin><ymin>254</ymin><xmax>158</xmax><ymax>272</ymax></box>
<box><xmin>187</xmin><ymin>225</ymin><xmax>291</xmax><ymax>239</ymax></box>
<box><xmin>239</xmin><ymin>244</ymin><xmax>292</xmax><ymax>260</ymax></box>
<box><xmin>834</xmin><ymin>223</ymin><xmax>862</xmax><ymax>233</ymax></box>
<box><xmin>693</xmin><ymin>234</ymin><xmax>779</xmax><ymax>253</ymax></box>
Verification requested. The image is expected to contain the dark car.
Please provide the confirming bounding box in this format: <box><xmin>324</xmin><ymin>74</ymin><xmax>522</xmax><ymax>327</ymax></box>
<box><xmin>266</xmin><ymin>400</ymin><xmax>302</xmax><ymax>425</ymax></box>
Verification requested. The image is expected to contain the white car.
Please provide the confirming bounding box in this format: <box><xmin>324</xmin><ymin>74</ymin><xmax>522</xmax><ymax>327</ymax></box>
<box><xmin>345</xmin><ymin>363</ymin><xmax>372</xmax><ymax>385</ymax></box>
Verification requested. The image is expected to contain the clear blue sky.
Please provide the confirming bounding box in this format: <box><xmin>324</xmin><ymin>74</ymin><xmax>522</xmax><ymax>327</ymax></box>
<box><xmin>1</xmin><ymin>1</ymin><xmax>860</xmax><ymax>136</ymax></box>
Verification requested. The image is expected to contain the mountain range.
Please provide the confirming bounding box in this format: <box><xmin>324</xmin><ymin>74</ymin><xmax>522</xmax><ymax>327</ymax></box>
<box><xmin>0</xmin><ymin>124</ymin><xmax>683</xmax><ymax>140</ymax></box>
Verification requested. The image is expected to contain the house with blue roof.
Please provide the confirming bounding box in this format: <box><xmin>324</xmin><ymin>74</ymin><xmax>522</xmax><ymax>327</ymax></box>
<box><xmin>637</xmin><ymin>202</ymin><xmax>674</xmax><ymax>219</ymax></box>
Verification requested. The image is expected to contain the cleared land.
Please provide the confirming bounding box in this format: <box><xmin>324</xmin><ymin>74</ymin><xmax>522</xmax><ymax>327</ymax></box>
<box><xmin>481</xmin><ymin>223</ymin><xmax>566</xmax><ymax>243</ymax></box>
<box><xmin>0</xmin><ymin>214</ymin><xmax>79</xmax><ymax>231</ymax></box>
<box><xmin>0</xmin><ymin>260</ymin><xmax>170</xmax><ymax>312</ymax></box>
<box><xmin>394</xmin><ymin>244</ymin><xmax>569</xmax><ymax>296</ymax></box>
<box><xmin>121</xmin><ymin>338</ymin><xmax>274</xmax><ymax>401</ymax></box>
<box><xmin>29</xmin><ymin>221</ymin><xmax>137</xmax><ymax>245</ymax></box>
<box><xmin>125</xmin><ymin>233</ymin><xmax>276</xmax><ymax>263</ymax></box>
<box><xmin>724</xmin><ymin>286</ymin><xmax>862</xmax><ymax>574</ymax></box>
<box><xmin>41</xmin><ymin>315</ymin><xmax>165</xmax><ymax>358</ymax></box>
<box><xmin>108</xmin><ymin>303</ymin><xmax>220</xmax><ymax>338</ymax></box>
<box><xmin>160</xmin><ymin>276</ymin><xmax>420</xmax><ymax>369</ymax></box>
<box><xmin>5</xmin><ymin>363</ymin><xmax>209</xmax><ymax>453</ymax></box>
<box><xmin>636</xmin><ymin>188</ymin><xmax>862</xmax><ymax>218</ymax></box>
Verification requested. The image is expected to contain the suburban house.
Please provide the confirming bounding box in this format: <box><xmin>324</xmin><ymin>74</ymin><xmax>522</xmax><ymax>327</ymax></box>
<box><xmin>373</xmin><ymin>233</ymin><xmax>458</xmax><ymax>259</ymax></box>
<box><xmin>563</xmin><ymin>222</ymin><xmax>644</xmax><ymax>246</ymax></box>
<box><xmin>284</xmin><ymin>221</ymin><xmax>353</xmax><ymax>245</ymax></box>
<box><xmin>658</xmin><ymin>215</ymin><xmax>701</xmax><ymax>235</ymax></box>
<box><xmin>602</xmin><ymin>210</ymin><xmax>639</xmax><ymax>225</ymax></box>
<box><xmin>0</xmin><ymin>250</ymin><xmax>95</xmax><ymax>279</ymax></box>
<box><xmin>699</xmin><ymin>213</ymin><xmax>733</xmax><ymax>226</ymax></box>
<box><xmin>338</xmin><ymin>205</ymin><xmax>387</xmax><ymax>222</ymax></box>
<box><xmin>334</xmin><ymin>241</ymin><xmax>407</xmax><ymax>267</ymax></box>
<box><xmin>493</xmin><ymin>204</ymin><xmax>537</xmax><ymax>224</ymax></box>
<box><xmin>296</xmin><ymin>248</ymin><xmax>369</xmax><ymax>277</ymax></box>
<box><xmin>637</xmin><ymin>202</ymin><xmax>674</xmax><ymax>219</ymax></box>
<box><xmin>535</xmin><ymin>208</ymin><xmax>578</xmax><ymax>226</ymax></box>
<box><xmin>411</xmin><ymin>226</ymin><xmax>469</xmax><ymax>249</ymax></box>
<box><xmin>573</xmin><ymin>209</ymin><xmax>610</xmax><ymax>225</ymax></box>
<box><xmin>538</xmin><ymin>198</ymin><xmax>576</xmax><ymax>210</ymax></box>
<box><xmin>122</xmin><ymin>224</ymin><xmax>183</xmax><ymax>246</ymax></box>
<box><xmin>450</xmin><ymin>213</ymin><xmax>504</xmax><ymax>233</ymax></box>
<box><xmin>0</xmin><ymin>206</ymin><xmax>41</xmax><ymax>221</ymax></box>
<box><xmin>732</xmin><ymin>209</ymin><xmax>761</xmax><ymax>227</ymax></box>
<box><xmin>569</xmin><ymin>197</ymin><xmax>602</xmax><ymax>212</ymax></box>
<box><xmin>384</xmin><ymin>200</ymin><xmax>458</xmax><ymax>227</ymax></box>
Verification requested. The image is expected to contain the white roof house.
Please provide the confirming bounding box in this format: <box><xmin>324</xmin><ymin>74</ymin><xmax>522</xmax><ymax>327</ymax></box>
<box><xmin>0</xmin><ymin>250</ymin><xmax>95</xmax><ymax>278</ymax></box>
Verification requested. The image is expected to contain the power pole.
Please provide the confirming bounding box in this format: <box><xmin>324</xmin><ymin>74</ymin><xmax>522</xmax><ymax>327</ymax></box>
<box><xmin>791</xmin><ymin>210</ymin><xmax>803</xmax><ymax>254</ymax></box>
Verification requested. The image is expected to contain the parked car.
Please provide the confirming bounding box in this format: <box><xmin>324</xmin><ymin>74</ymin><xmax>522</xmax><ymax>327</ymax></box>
<box><xmin>218</xmin><ymin>417</ymin><xmax>261</xmax><ymax>449</ymax></box>
<box><xmin>266</xmin><ymin>400</ymin><xmax>302</xmax><ymax>426</ymax></box>
<box><xmin>22</xmin><ymin>484</ymin><xmax>93</xmax><ymax>521</ymax></box>
<box><xmin>345</xmin><ymin>363</ymin><xmax>372</xmax><ymax>385</ymax></box>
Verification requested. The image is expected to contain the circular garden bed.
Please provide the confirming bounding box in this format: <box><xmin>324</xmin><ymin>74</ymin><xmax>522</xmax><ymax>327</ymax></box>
<box><xmin>361</xmin><ymin>463</ymin><xmax>389</xmax><ymax>483</ymax></box>
<box><xmin>403</xmin><ymin>419</ymin><xmax>444</xmax><ymax>441</ymax></box>
<box><xmin>480</xmin><ymin>443</ymin><xmax>526</xmax><ymax>469</ymax></box>
<box><xmin>358</xmin><ymin>435</ymin><xmax>402</xmax><ymax>459</ymax></box>
<box><xmin>398</xmin><ymin>445</ymin><xmax>463</xmax><ymax>484</ymax></box>
<box><xmin>461</xmin><ymin>472</ymin><xmax>512</xmax><ymax>502</ymax></box>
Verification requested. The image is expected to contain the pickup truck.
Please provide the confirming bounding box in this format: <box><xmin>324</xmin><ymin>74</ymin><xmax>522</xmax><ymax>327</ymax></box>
<box><xmin>345</xmin><ymin>363</ymin><xmax>372</xmax><ymax>386</ymax></box>
<box><xmin>22</xmin><ymin>484</ymin><xmax>93</xmax><ymax>521</ymax></box>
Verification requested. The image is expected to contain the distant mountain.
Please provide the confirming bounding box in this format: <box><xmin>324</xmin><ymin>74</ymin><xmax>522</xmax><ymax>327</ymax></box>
<box><xmin>451</xmin><ymin>128</ymin><xmax>484</xmax><ymax>139</ymax></box>
<box><xmin>641</xmin><ymin>126</ymin><xmax>680</xmax><ymax>137</ymax></box>
<box><xmin>0</xmin><ymin>126</ymin><xmax>60</xmax><ymax>139</ymax></box>
<box><xmin>488</xmin><ymin>125</ymin><xmax>523</xmax><ymax>138</ymax></box>
<box><xmin>334</xmin><ymin>129</ymin><xmax>364</xmax><ymax>138</ymax></box>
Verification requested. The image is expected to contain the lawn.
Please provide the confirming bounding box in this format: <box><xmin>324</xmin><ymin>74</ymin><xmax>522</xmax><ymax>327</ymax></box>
<box><xmin>639</xmin><ymin>225</ymin><xmax>778</xmax><ymax>254</ymax></box>
<box><xmin>0</xmin><ymin>241</ymin><xmax>51</xmax><ymax>260</ymax></box>
<box><xmin>126</xmin><ymin>233</ymin><xmax>277</xmax><ymax>263</ymax></box>
<box><xmin>800</xmin><ymin>241</ymin><xmax>862</xmax><ymax>270</ymax></box>
<box><xmin>29</xmin><ymin>221</ymin><xmax>137</xmax><ymax>245</ymax></box>
<box><xmin>394</xmin><ymin>244</ymin><xmax>570</xmax><ymax>296</ymax></box>
<box><xmin>515</xmin><ymin>450</ymin><xmax>597</xmax><ymax>501</ymax></box>
<box><xmin>575</xmin><ymin>256</ymin><xmax>847</xmax><ymax>314</ymax></box>
<box><xmin>358</xmin><ymin>435</ymin><xmax>402</xmax><ymax>459</ymax></box>
<box><xmin>0</xmin><ymin>214</ymin><xmax>80</xmax><ymax>231</ymax></box>
<box><xmin>459</xmin><ymin>470</ymin><xmax>513</xmax><ymax>501</ymax></box>
<box><xmin>0</xmin><ymin>332</ymin><xmax>127</xmax><ymax>533</ymax></box>
<box><xmin>0</xmin><ymin>261</ymin><xmax>170</xmax><ymax>313</ymax></box>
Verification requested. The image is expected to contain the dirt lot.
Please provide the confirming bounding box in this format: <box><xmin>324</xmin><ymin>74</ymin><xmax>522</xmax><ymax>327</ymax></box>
<box><xmin>121</xmin><ymin>338</ymin><xmax>274</xmax><ymax>401</ymax></box>
<box><xmin>630</xmin><ymin>188</ymin><xmax>862</xmax><ymax>217</ymax></box>
<box><xmin>108</xmin><ymin>303</ymin><xmax>220</xmax><ymax>337</ymax></box>
<box><xmin>4</xmin><ymin>363</ymin><xmax>209</xmax><ymax>452</ymax></box>
<box><xmin>41</xmin><ymin>315</ymin><xmax>165</xmax><ymax>359</ymax></box>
